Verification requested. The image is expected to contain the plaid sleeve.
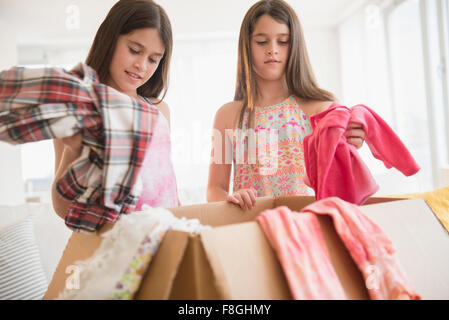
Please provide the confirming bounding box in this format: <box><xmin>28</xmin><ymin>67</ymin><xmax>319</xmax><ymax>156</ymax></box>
<box><xmin>0</xmin><ymin>64</ymin><xmax>96</xmax><ymax>144</ymax></box>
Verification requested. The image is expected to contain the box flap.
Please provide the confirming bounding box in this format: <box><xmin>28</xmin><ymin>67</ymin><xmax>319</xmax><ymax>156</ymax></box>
<box><xmin>271</xmin><ymin>195</ymin><xmax>403</xmax><ymax>210</ymax></box>
<box><xmin>200</xmin><ymin>221</ymin><xmax>292</xmax><ymax>300</ymax></box>
<box><xmin>273</xmin><ymin>196</ymin><xmax>316</xmax><ymax>211</ymax></box>
<box><xmin>315</xmin><ymin>215</ymin><xmax>369</xmax><ymax>299</ymax></box>
<box><xmin>43</xmin><ymin>231</ymin><xmax>103</xmax><ymax>300</ymax></box>
<box><xmin>360</xmin><ymin>198</ymin><xmax>449</xmax><ymax>299</ymax></box>
<box><xmin>170</xmin><ymin>196</ymin><xmax>276</xmax><ymax>227</ymax></box>
<box><xmin>168</xmin><ymin>235</ymin><xmax>221</xmax><ymax>299</ymax></box>
<box><xmin>135</xmin><ymin>230</ymin><xmax>190</xmax><ymax>300</ymax></box>
<box><xmin>170</xmin><ymin>196</ymin><xmax>403</xmax><ymax>229</ymax></box>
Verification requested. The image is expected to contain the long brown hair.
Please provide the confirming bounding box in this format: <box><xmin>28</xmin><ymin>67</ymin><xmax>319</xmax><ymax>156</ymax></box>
<box><xmin>85</xmin><ymin>0</ymin><xmax>172</xmax><ymax>102</ymax></box>
<box><xmin>235</xmin><ymin>0</ymin><xmax>335</xmax><ymax>127</ymax></box>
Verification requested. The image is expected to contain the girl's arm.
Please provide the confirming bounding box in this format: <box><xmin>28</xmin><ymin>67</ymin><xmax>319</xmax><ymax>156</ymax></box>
<box><xmin>151</xmin><ymin>99</ymin><xmax>171</xmax><ymax>128</ymax></box>
<box><xmin>206</xmin><ymin>102</ymin><xmax>256</xmax><ymax>210</ymax></box>
<box><xmin>207</xmin><ymin>104</ymin><xmax>233</xmax><ymax>202</ymax></box>
<box><xmin>51</xmin><ymin>134</ymin><xmax>82</xmax><ymax>219</ymax></box>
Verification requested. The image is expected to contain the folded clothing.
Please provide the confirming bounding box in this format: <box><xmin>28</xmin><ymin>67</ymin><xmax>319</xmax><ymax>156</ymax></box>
<box><xmin>304</xmin><ymin>104</ymin><xmax>420</xmax><ymax>205</ymax></box>
<box><xmin>0</xmin><ymin>63</ymin><xmax>158</xmax><ymax>232</ymax></box>
<box><xmin>257</xmin><ymin>197</ymin><xmax>421</xmax><ymax>300</ymax></box>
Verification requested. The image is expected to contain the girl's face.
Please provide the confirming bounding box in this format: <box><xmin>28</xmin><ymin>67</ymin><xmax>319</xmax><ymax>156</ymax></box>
<box><xmin>251</xmin><ymin>14</ymin><xmax>290</xmax><ymax>82</ymax></box>
<box><xmin>107</xmin><ymin>28</ymin><xmax>165</xmax><ymax>98</ymax></box>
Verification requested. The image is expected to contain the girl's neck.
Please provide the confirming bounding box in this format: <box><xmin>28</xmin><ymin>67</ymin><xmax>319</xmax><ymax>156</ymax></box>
<box><xmin>254</xmin><ymin>77</ymin><xmax>290</xmax><ymax>108</ymax></box>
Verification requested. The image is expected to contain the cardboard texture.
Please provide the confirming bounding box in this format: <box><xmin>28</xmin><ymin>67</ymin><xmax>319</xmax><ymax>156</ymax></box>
<box><xmin>359</xmin><ymin>199</ymin><xmax>449</xmax><ymax>299</ymax></box>
<box><xmin>44</xmin><ymin>196</ymin><xmax>449</xmax><ymax>300</ymax></box>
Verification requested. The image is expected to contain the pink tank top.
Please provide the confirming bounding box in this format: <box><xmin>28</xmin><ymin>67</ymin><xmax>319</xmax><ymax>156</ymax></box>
<box><xmin>134</xmin><ymin>108</ymin><xmax>178</xmax><ymax>210</ymax></box>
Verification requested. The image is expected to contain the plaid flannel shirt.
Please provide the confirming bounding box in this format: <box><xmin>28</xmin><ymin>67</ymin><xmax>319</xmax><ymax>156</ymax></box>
<box><xmin>0</xmin><ymin>63</ymin><xmax>158</xmax><ymax>232</ymax></box>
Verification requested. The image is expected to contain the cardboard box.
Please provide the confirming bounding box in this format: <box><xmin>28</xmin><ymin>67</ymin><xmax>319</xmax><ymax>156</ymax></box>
<box><xmin>44</xmin><ymin>196</ymin><xmax>449</xmax><ymax>300</ymax></box>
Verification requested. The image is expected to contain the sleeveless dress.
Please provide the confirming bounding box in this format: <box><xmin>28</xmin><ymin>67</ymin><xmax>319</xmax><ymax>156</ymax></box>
<box><xmin>134</xmin><ymin>103</ymin><xmax>179</xmax><ymax>210</ymax></box>
<box><xmin>233</xmin><ymin>95</ymin><xmax>314</xmax><ymax>197</ymax></box>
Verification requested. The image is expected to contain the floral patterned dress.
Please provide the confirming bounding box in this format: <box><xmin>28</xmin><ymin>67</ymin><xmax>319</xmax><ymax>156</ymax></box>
<box><xmin>233</xmin><ymin>95</ymin><xmax>314</xmax><ymax>196</ymax></box>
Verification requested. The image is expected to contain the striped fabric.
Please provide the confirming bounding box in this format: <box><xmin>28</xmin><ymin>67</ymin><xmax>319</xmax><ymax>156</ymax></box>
<box><xmin>0</xmin><ymin>63</ymin><xmax>158</xmax><ymax>232</ymax></box>
<box><xmin>0</xmin><ymin>217</ymin><xmax>48</xmax><ymax>300</ymax></box>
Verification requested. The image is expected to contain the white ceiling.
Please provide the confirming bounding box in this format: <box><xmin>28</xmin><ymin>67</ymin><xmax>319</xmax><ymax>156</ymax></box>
<box><xmin>0</xmin><ymin>0</ymin><xmax>365</xmax><ymax>46</ymax></box>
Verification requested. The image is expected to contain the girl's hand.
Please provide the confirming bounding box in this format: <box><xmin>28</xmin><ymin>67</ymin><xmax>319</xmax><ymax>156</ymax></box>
<box><xmin>345</xmin><ymin>122</ymin><xmax>365</xmax><ymax>149</ymax></box>
<box><xmin>226</xmin><ymin>188</ymin><xmax>257</xmax><ymax>211</ymax></box>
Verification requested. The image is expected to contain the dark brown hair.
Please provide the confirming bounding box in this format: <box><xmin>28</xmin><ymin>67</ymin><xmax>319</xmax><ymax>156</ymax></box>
<box><xmin>235</xmin><ymin>0</ymin><xmax>335</xmax><ymax>127</ymax></box>
<box><xmin>85</xmin><ymin>0</ymin><xmax>172</xmax><ymax>102</ymax></box>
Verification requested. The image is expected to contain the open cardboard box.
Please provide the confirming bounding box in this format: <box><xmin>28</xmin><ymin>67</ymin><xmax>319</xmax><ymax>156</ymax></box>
<box><xmin>44</xmin><ymin>196</ymin><xmax>449</xmax><ymax>300</ymax></box>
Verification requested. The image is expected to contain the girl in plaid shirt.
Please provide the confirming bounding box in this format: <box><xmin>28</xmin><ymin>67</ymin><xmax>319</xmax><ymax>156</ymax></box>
<box><xmin>51</xmin><ymin>0</ymin><xmax>179</xmax><ymax>227</ymax></box>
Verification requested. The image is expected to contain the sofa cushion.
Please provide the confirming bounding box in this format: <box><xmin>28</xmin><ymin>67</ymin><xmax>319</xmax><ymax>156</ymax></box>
<box><xmin>0</xmin><ymin>215</ymin><xmax>48</xmax><ymax>299</ymax></box>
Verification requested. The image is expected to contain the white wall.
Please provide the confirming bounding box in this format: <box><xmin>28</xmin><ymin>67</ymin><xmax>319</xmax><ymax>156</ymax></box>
<box><xmin>0</xmin><ymin>20</ymin><xmax>26</xmax><ymax>205</ymax></box>
<box><xmin>305</xmin><ymin>26</ymin><xmax>342</xmax><ymax>99</ymax></box>
<box><xmin>0</xmin><ymin>0</ymin><xmax>360</xmax><ymax>205</ymax></box>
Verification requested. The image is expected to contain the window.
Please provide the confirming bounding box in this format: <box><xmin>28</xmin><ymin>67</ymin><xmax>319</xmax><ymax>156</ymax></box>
<box><xmin>385</xmin><ymin>0</ymin><xmax>433</xmax><ymax>192</ymax></box>
<box><xmin>21</xmin><ymin>140</ymin><xmax>54</xmax><ymax>203</ymax></box>
<box><xmin>338</xmin><ymin>0</ymin><xmax>449</xmax><ymax>194</ymax></box>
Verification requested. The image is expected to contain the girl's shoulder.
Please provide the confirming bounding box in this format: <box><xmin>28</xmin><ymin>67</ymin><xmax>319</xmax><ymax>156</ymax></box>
<box><xmin>217</xmin><ymin>100</ymin><xmax>244</xmax><ymax>114</ymax></box>
<box><xmin>214</xmin><ymin>100</ymin><xmax>244</xmax><ymax>129</ymax></box>
<box><xmin>297</xmin><ymin>98</ymin><xmax>336</xmax><ymax>118</ymax></box>
<box><xmin>148</xmin><ymin>98</ymin><xmax>171</xmax><ymax>127</ymax></box>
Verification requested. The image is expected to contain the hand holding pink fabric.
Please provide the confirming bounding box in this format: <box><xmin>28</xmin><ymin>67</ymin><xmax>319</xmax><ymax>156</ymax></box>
<box><xmin>304</xmin><ymin>104</ymin><xmax>420</xmax><ymax>204</ymax></box>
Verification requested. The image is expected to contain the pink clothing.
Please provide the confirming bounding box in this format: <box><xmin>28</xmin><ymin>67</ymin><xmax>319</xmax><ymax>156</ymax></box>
<box><xmin>257</xmin><ymin>207</ymin><xmax>346</xmax><ymax>299</ymax></box>
<box><xmin>303</xmin><ymin>103</ymin><xmax>420</xmax><ymax>204</ymax></box>
<box><xmin>257</xmin><ymin>197</ymin><xmax>421</xmax><ymax>300</ymax></box>
<box><xmin>134</xmin><ymin>111</ymin><xmax>178</xmax><ymax>210</ymax></box>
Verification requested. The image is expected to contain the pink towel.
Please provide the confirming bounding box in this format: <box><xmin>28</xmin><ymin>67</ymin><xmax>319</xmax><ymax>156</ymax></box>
<box><xmin>257</xmin><ymin>197</ymin><xmax>421</xmax><ymax>300</ymax></box>
<box><xmin>303</xmin><ymin>104</ymin><xmax>420</xmax><ymax>204</ymax></box>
